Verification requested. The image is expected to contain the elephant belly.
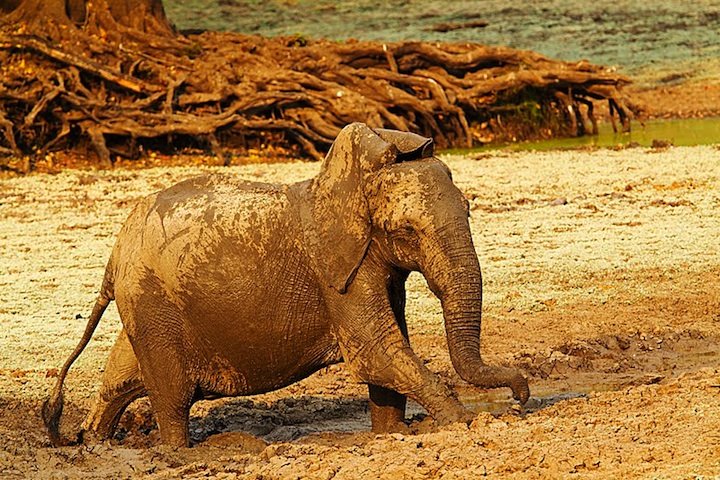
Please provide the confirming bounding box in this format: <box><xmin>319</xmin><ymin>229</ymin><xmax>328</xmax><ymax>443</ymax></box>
<box><xmin>181</xmin><ymin>283</ymin><xmax>340</xmax><ymax>397</ymax></box>
<box><xmin>194</xmin><ymin>315</ymin><xmax>340</xmax><ymax>397</ymax></box>
<box><xmin>116</xmin><ymin>270</ymin><xmax>340</xmax><ymax>399</ymax></box>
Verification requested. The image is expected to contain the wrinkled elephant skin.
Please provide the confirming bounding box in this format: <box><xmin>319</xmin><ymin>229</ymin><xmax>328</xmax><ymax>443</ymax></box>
<box><xmin>43</xmin><ymin>123</ymin><xmax>529</xmax><ymax>447</ymax></box>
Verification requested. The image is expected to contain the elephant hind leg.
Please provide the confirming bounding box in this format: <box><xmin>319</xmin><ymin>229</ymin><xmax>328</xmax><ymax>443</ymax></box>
<box><xmin>132</xmin><ymin>332</ymin><xmax>196</xmax><ymax>447</ymax></box>
<box><xmin>141</xmin><ymin>364</ymin><xmax>195</xmax><ymax>448</ymax></box>
<box><xmin>120</xmin><ymin>293</ymin><xmax>196</xmax><ymax>447</ymax></box>
<box><xmin>81</xmin><ymin>328</ymin><xmax>147</xmax><ymax>442</ymax></box>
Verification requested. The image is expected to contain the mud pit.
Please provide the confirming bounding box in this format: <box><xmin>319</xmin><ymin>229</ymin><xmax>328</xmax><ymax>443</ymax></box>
<box><xmin>1</xmin><ymin>146</ymin><xmax>719</xmax><ymax>478</ymax></box>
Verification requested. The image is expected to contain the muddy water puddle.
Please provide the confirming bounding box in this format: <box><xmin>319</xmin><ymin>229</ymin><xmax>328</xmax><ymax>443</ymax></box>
<box><xmin>196</xmin><ymin>375</ymin><xmax>672</xmax><ymax>443</ymax></box>
<box><xmin>459</xmin><ymin>334</ymin><xmax>720</xmax><ymax>417</ymax></box>
<box><xmin>458</xmin><ymin>373</ymin><xmax>659</xmax><ymax>417</ymax></box>
<box><xmin>447</xmin><ymin>117</ymin><xmax>720</xmax><ymax>154</ymax></box>
<box><xmin>98</xmin><ymin>332</ymin><xmax>720</xmax><ymax>448</ymax></box>
<box><xmin>185</xmin><ymin>335</ymin><xmax>720</xmax><ymax>445</ymax></box>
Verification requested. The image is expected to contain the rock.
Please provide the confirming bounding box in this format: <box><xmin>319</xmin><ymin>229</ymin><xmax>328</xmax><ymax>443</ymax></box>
<box><xmin>261</xmin><ymin>443</ymin><xmax>290</xmax><ymax>460</ymax></box>
<box><xmin>651</xmin><ymin>138</ymin><xmax>673</xmax><ymax>149</ymax></box>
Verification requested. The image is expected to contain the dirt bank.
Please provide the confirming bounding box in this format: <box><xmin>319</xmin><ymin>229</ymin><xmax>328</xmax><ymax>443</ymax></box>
<box><xmin>1</xmin><ymin>146</ymin><xmax>719</xmax><ymax>478</ymax></box>
<box><xmin>631</xmin><ymin>82</ymin><xmax>720</xmax><ymax>120</ymax></box>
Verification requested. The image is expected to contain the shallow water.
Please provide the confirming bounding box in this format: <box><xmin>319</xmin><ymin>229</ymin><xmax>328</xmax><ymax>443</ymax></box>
<box><xmin>164</xmin><ymin>0</ymin><xmax>720</xmax><ymax>81</ymax></box>
<box><xmin>445</xmin><ymin>117</ymin><xmax>720</xmax><ymax>153</ymax></box>
<box><xmin>463</xmin><ymin>389</ymin><xmax>589</xmax><ymax>416</ymax></box>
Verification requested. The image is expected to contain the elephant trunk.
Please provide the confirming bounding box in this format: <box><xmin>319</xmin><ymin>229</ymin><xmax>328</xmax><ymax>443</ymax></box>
<box><xmin>422</xmin><ymin>221</ymin><xmax>529</xmax><ymax>404</ymax></box>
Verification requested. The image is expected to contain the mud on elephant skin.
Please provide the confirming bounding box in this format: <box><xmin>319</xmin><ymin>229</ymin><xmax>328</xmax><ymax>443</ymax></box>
<box><xmin>43</xmin><ymin>123</ymin><xmax>529</xmax><ymax>448</ymax></box>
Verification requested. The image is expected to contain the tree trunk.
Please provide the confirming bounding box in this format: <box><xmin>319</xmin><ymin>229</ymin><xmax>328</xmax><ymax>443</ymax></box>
<box><xmin>2</xmin><ymin>0</ymin><xmax>73</xmax><ymax>35</ymax></box>
<box><xmin>106</xmin><ymin>0</ymin><xmax>171</xmax><ymax>32</ymax></box>
<box><xmin>89</xmin><ymin>0</ymin><xmax>174</xmax><ymax>35</ymax></box>
<box><xmin>1</xmin><ymin>0</ymin><xmax>173</xmax><ymax>35</ymax></box>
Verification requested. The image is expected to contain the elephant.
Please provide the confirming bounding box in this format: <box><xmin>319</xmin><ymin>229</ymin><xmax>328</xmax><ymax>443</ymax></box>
<box><xmin>43</xmin><ymin>123</ymin><xmax>529</xmax><ymax>448</ymax></box>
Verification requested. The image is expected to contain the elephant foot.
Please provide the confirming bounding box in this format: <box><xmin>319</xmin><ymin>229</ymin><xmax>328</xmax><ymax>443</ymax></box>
<box><xmin>408</xmin><ymin>407</ymin><xmax>475</xmax><ymax>435</ymax></box>
<box><xmin>77</xmin><ymin>421</ymin><xmax>113</xmax><ymax>446</ymax></box>
<box><xmin>80</xmin><ymin>390</ymin><xmax>136</xmax><ymax>444</ymax></box>
<box><xmin>371</xmin><ymin>419</ymin><xmax>411</xmax><ymax>435</ymax></box>
<box><xmin>76</xmin><ymin>428</ymin><xmax>101</xmax><ymax>445</ymax></box>
<box><xmin>367</xmin><ymin>384</ymin><xmax>469</xmax><ymax>434</ymax></box>
<box><xmin>431</xmin><ymin>401</ymin><xmax>474</xmax><ymax>427</ymax></box>
<box><xmin>368</xmin><ymin>384</ymin><xmax>410</xmax><ymax>434</ymax></box>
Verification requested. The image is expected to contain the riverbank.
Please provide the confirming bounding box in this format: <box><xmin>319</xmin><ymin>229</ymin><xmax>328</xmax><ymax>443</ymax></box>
<box><xmin>631</xmin><ymin>82</ymin><xmax>720</xmax><ymax>120</ymax></box>
<box><xmin>166</xmin><ymin>0</ymin><xmax>720</xmax><ymax>85</ymax></box>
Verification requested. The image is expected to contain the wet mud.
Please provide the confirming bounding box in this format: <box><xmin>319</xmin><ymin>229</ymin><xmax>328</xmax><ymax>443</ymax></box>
<box><xmin>1</xmin><ymin>146</ymin><xmax>719</xmax><ymax>477</ymax></box>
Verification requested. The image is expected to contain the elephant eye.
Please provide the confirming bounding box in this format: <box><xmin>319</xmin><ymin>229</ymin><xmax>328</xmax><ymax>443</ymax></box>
<box><xmin>398</xmin><ymin>222</ymin><xmax>414</xmax><ymax>234</ymax></box>
<box><xmin>390</xmin><ymin>226</ymin><xmax>420</xmax><ymax>252</ymax></box>
<box><xmin>390</xmin><ymin>221</ymin><xmax>416</xmax><ymax>238</ymax></box>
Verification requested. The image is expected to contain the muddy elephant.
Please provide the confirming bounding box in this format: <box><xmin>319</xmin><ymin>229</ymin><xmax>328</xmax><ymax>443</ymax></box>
<box><xmin>43</xmin><ymin>123</ymin><xmax>529</xmax><ymax>447</ymax></box>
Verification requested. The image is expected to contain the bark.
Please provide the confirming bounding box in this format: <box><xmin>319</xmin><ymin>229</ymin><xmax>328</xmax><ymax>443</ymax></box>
<box><xmin>1</xmin><ymin>0</ymin><xmax>172</xmax><ymax>33</ymax></box>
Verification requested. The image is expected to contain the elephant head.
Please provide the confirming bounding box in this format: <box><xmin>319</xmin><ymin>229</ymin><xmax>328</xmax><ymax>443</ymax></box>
<box><xmin>303</xmin><ymin>123</ymin><xmax>529</xmax><ymax>403</ymax></box>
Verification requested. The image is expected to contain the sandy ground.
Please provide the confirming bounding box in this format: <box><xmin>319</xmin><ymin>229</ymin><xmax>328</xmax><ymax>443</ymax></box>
<box><xmin>1</xmin><ymin>145</ymin><xmax>719</xmax><ymax>478</ymax></box>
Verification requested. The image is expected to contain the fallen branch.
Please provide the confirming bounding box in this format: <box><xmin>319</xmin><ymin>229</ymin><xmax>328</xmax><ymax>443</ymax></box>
<box><xmin>0</xmin><ymin>35</ymin><xmax>160</xmax><ymax>94</ymax></box>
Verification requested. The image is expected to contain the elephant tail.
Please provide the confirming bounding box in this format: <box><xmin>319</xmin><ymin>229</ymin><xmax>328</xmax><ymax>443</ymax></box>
<box><xmin>42</xmin><ymin>263</ymin><xmax>115</xmax><ymax>447</ymax></box>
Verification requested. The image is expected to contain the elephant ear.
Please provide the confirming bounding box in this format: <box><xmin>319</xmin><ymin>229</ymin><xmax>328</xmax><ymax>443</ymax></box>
<box><xmin>302</xmin><ymin>123</ymin><xmax>435</xmax><ymax>293</ymax></box>
<box><xmin>375</xmin><ymin>128</ymin><xmax>434</xmax><ymax>161</ymax></box>
<box><xmin>302</xmin><ymin>123</ymin><xmax>398</xmax><ymax>293</ymax></box>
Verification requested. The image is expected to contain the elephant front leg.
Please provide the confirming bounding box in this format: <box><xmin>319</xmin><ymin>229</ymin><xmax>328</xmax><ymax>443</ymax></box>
<box><xmin>332</xmin><ymin>296</ymin><xmax>469</xmax><ymax>427</ymax></box>
<box><xmin>368</xmin><ymin>276</ymin><xmax>411</xmax><ymax>433</ymax></box>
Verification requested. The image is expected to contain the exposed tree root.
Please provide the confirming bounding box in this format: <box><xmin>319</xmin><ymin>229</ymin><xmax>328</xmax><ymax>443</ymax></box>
<box><xmin>0</xmin><ymin>16</ymin><xmax>636</xmax><ymax>169</ymax></box>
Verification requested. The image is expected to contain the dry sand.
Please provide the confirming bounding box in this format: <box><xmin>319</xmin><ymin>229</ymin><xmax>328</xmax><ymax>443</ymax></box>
<box><xmin>1</xmin><ymin>145</ymin><xmax>719</xmax><ymax>478</ymax></box>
